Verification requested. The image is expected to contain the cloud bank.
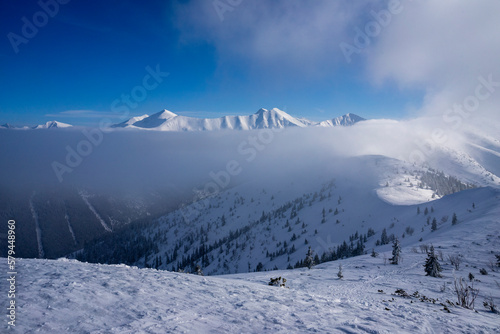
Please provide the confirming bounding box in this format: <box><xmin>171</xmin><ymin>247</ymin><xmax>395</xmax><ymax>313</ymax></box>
<box><xmin>367</xmin><ymin>0</ymin><xmax>500</xmax><ymax>123</ymax></box>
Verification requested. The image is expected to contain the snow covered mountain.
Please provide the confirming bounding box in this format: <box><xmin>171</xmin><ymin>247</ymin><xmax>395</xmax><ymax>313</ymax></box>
<box><xmin>32</xmin><ymin>120</ymin><xmax>72</xmax><ymax>129</ymax></box>
<box><xmin>112</xmin><ymin>108</ymin><xmax>364</xmax><ymax>131</ymax></box>
<box><xmin>1</xmin><ymin>115</ymin><xmax>500</xmax><ymax>333</ymax></box>
<box><xmin>110</xmin><ymin>114</ymin><xmax>149</xmax><ymax>128</ymax></box>
<box><xmin>2</xmin><ymin>109</ymin><xmax>365</xmax><ymax>131</ymax></box>
<box><xmin>9</xmin><ymin>184</ymin><xmax>500</xmax><ymax>333</ymax></box>
<box><xmin>0</xmin><ymin>123</ymin><xmax>16</xmax><ymax>129</ymax></box>
<box><xmin>75</xmin><ymin>154</ymin><xmax>485</xmax><ymax>275</ymax></box>
<box><xmin>319</xmin><ymin>113</ymin><xmax>366</xmax><ymax>127</ymax></box>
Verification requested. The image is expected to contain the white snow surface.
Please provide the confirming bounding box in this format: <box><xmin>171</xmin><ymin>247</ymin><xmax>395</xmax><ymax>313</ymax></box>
<box><xmin>3</xmin><ymin>190</ymin><xmax>499</xmax><ymax>333</ymax></box>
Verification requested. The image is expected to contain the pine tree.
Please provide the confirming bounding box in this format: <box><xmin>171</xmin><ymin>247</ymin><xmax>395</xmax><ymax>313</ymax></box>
<box><xmin>390</xmin><ymin>238</ymin><xmax>401</xmax><ymax>265</ymax></box>
<box><xmin>337</xmin><ymin>264</ymin><xmax>344</xmax><ymax>279</ymax></box>
<box><xmin>424</xmin><ymin>245</ymin><xmax>442</xmax><ymax>277</ymax></box>
<box><xmin>424</xmin><ymin>207</ymin><xmax>429</xmax><ymax>215</ymax></box>
<box><xmin>305</xmin><ymin>246</ymin><xmax>315</xmax><ymax>269</ymax></box>
<box><xmin>381</xmin><ymin>228</ymin><xmax>389</xmax><ymax>245</ymax></box>
<box><xmin>452</xmin><ymin>213</ymin><xmax>458</xmax><ymax>225</ymax></box>
<box><xmin>431</xmin><ymin>218</ymin><xmax>438</xmax><ymax>231</ymax></box>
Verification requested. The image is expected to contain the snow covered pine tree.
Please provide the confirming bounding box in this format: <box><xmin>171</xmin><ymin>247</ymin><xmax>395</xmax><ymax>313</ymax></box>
<box><xmin>305</xmin><ymin>246</ymin><xmax>315</xmax><ymax>269</ymax></box>
<box><xmin>424</xmin><ymin>245</ymin><xmax>442</xmax><ymax>277</ymax></box>
<box><xmin>390</xmin><ymin>238</ymin><xmax>401</xmax><ymax>265</ymax></box>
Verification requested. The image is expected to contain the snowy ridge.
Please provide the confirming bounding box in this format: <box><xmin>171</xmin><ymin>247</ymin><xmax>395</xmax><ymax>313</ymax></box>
<box><xmin>32</xmin><ymin>120</ymin><xmax>72</xmax><ymax>129</ymax></box>
<box><xmin>110</xmin><ymin>114</ymin><xmax>149</xmax><ymax>128</ymax></box>
<box><xmin>318</xmin><ymin>113</ymin><xmax>366</xmax><ymax>127</ymax></box>
<box><xmin>112</xmin><ymin>108</ymin><xmax>364</xmax><ymax>131</ymax></box>
<box><xmin>431</xmin><ymin>145</ymin><xmax>500</xmax><ymax>188</ymax></box>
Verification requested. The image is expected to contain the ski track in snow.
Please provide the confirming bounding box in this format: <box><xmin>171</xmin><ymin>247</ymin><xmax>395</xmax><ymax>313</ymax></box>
<box><xmin>79</xmin><ymin>191</ymin><xmax>112</xmax><ymax>232</ymax></box>
<box><xmin>29</xmin><ymin>193</ymin><xmax>45</xmax><ymax>258</ymax></box>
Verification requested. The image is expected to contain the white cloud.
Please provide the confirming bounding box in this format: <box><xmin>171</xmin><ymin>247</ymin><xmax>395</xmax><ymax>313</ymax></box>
<box><xmin>174</xmin><ymin>0</ymin><xmax>365</xmax><ymax>80</ymax></box>
<box><xmin>367</xmin><ymin>0</ymin><xmax>500</xmax><ymax>123</ymax></box>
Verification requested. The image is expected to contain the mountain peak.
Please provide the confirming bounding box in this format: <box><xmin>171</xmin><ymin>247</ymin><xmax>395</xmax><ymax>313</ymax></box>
<box><xmin>130</xmin><ymin>110</ymin><xmax>178</xmax><ymax>129</ymax></box>
<box><xmin>319</xmin><ymin>113</ymin><xmax>365</xmax><ymax>127</ymax></box>
<box><xmin>110</xmin><ymin>114</ymin><xmax>149</xmax><ymax>128</ymax></box>
<box><xmin>1</xmin><ymin>123</ymin><xmax>15</xmax><ymax>129</ymax></box>
<box><xmin>157</xmin><ymin>109</ymin><xmax>178</xmax><ymax>119</ymax></box>
<box><xmin>255</xmin><ymin>108</ymin><xmax>288</xmax><ymax>116</ymax></box>
<box><xmin>33</xmin><ymin>121</ymin><xmax>72</xmax><ymax>129</ymax></box>
<box><xmin>255</xmin><ymin>108</ymin><xmax>269</xmax><ymax>115</ymax></box>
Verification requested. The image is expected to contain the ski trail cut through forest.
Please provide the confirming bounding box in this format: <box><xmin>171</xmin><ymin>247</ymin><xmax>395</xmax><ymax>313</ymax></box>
<box><xmin>65</xmin><ymin>211</ymin><xmax>77</xmax><ymax>245</ymax></box>
<box><xmin>79</xmin><ymin>191</ymin><xmax>112</xmax><ymax>232</ymax></box>
<box><xmin>29</xmin><ymin>192</ymin><xmax>45</xmax><ymax>258</ymax></box>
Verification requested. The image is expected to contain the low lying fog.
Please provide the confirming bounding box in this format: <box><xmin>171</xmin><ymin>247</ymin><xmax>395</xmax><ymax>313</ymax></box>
<box><xmin>1</xmin><ymin>117</ymin><xmax>498</xmax><ymax>202</ymax></box>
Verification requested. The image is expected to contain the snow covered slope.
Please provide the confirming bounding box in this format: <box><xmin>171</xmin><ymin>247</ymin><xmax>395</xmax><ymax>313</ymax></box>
<box><xmin>4</xmin><ymin>192</ymin><xmax>499</xmax><ymax>333</ymax></box>
<box><xmin>113</xmin><ymin>108</ymin><xmax>362</xmax><ymax>131</ymax></box>
<box><xmin>32</xmin><ymin>121</ymin><xmax>72</xmax><ymax>129</ymax></box>
<box><xmin>318</xmin><ymin>113</ymin><xmax>365</xmax><ymax>127</ymax></box>
<box><xmin>75</xmin><ymin>155</ymin><xmax>484</xmax><ymax>277</ymax></box>
<box><xmin>110</xmin><ymin>114</ymin><xmax>149</xmax><ymax>128</ymax></box>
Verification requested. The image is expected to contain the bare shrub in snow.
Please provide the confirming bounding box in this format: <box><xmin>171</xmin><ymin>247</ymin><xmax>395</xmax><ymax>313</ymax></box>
<box><xmin>454</xmin><ymin>276</ymin><xmax>479</xmax><ymax>309</ymax></box>
<box><xmin>448</xmin><ymin>254</ymin><xmax>462</xmax><ymax>270</ymax></box>
<box><xmin>337</xmin><ymin>264</ymin><xmax>344</xmax><ymax>279</ymax></box>
<box><xmin>483</xmin><ymin>297</ymin><xmax>498</xmax><ymax>314</ymax></box>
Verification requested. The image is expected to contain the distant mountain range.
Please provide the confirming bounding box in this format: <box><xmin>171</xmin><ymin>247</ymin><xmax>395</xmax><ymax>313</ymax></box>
<box><xmin>32</xmin><ymin>121</ymin><xmax>72</xmax><ymax>129</ymax></box>
<box><xmin>111</xmin><ymin>108</ymin><xmax>365</xmax><ymax>131</ymax></box>
<box><xmin>1</xmin><ymin>108</ymin><xmax>365</xmax><ymax>131</ymax></box>
<box><xmin>1</xmin><ymin>121</ymin><xmax>72</xmax><ymax>130</ymax></box>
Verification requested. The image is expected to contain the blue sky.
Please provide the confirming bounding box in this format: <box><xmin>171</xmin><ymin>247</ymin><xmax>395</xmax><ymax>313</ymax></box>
<box><xmin>1</xmin><ymin>1</ymin><xmax>498</xmax><ymax>127</ymax></box>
